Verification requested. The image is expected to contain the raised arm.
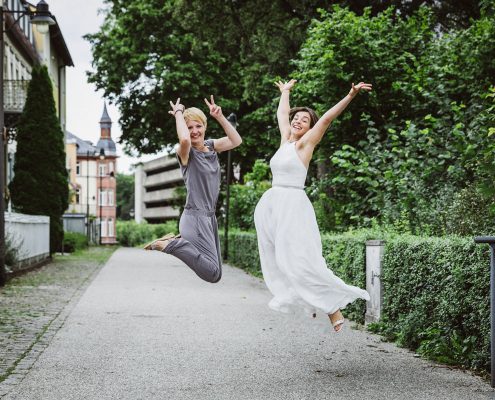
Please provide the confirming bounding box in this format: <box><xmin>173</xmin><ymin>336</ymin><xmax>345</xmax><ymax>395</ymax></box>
<box><xmin>204</xmin><ymin>95</ymin><xmax>242</xmax><ymax>152</ymax></box>
<box><xmin>275</xmin><ymin>79</ymin><xmax>296</xmax><ymax>144</ymax></box>
<box><xmin>301</xmin><ymin>82</ymin><xmax>372</xmax><ymax>148</ymax></box>
<box><xmin>169</xmin><ymin>98</ymin><xmax>190</xmax><ymax>165</ymax></box>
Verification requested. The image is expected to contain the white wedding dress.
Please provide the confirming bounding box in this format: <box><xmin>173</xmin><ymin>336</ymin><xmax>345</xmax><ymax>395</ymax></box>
<box><xmin>254</xmin><ymin>141</ymin><xmax>370</xmax><ymax>315</ymax></box>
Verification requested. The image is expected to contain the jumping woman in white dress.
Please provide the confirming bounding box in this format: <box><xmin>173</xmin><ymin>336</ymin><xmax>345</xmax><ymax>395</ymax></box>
<box><xmin>254</xmin><ymin>79</ymin><xmax>372</xmax><ymax>332</ymax></box>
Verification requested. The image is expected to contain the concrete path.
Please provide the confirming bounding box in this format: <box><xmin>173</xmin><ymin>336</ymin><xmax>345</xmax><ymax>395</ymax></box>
<box><xmin>2</xmin><ymin>248</ymin><xmax>494</xmax><ymax>400</ymax></box>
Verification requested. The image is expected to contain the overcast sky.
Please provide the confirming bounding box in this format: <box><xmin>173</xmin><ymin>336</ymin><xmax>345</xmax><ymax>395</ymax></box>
<box><xmin>46</xmin><ymin>0</ymin><xmax>167</xmax><ymax>174</ymax></box>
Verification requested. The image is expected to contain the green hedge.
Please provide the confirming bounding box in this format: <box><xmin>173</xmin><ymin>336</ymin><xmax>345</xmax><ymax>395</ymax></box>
<box><xmin>116</xmin><ymin>220</ymin><xmax>178</xmax><ymax>247</ymax></box>
<box><xmin>224</xmin><ymin>229</ymin><xmax>491</xmax><ymax>373</ymax></box>
<box><xmin>374</xmin><ymin>236</ymin><xmax>490</xmax><ymax>371</ymax></box>
<box><xmin>63</xmin><ymin>232</ymin><xmax>88</xmax><ymax>253</ymax></box>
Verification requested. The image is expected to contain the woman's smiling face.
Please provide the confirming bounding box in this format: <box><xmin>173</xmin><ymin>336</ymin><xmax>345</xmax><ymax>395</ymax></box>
<box><xmin>186</xmin><ymin>119</ymin><xmax>206</xmax><ymax>145</ymax></box>
<box><xmin>290</xmin><ymin>111</ymin><xmax>312</xmax><ymax>138</ymax></box>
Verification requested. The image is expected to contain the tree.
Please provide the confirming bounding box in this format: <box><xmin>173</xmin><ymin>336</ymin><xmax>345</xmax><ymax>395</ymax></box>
<box><xmin>116</xmin><ymin>173</ymin><xmax>134</xmax><ymax>220</ymax></box>
<box><xmin>9</xmin><ymin>66</ymin><xmax>69</xmax><ymax>253</ymax></box>
<box><xmin>85</xmin><ymin>0</ymin><xmax>336</xmax><ymax>176</ymax></box>
<box><xmin>292</xmin><ymin>5</ymin><xmax>495</xmax><ymax>233</ymax></box>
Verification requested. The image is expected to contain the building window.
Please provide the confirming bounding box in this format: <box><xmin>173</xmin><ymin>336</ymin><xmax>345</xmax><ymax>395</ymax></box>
<box><xmin>76</xmin><ymin>161</ymin><xmax>80</xmax><ymax>176</ymax></box>
<box><xmin>99</xmin><ymin>189</ymin><xmax>106</xmax><ymax>206</ymax></box>
<box><xmin>101</xmin><ymin>219</ymin><xmax>107</xmax><ymax>237</ymax></box>
<box><xmin>99</xmin><ymin>163</ymin><xmax>106</xmax><ymax>176</ymax></box>
<box><xmin>108</xmin><ymin>190</ymin><xmax>114</xmax><ymax>206</ymax></box>
<box><xmin>109</xmin><ymin>162</ymin><xmax>114</xmax><ymax>173</ymax></box>
<box><xmin>108</xmin><ymin>218</ymin><xmax>114</xmax><ymax>237</ymax></box>
<box><xmin>75</xmin><ymin>189</ymin><xmax>80</xmax><ymax>204</ymax></box>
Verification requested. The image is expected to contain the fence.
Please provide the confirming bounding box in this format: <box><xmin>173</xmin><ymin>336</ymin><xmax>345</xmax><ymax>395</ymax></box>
<box><xmin>5</xmin><ymin>212</ymin><xmax>50</xmax><ymax>274</ymax></box>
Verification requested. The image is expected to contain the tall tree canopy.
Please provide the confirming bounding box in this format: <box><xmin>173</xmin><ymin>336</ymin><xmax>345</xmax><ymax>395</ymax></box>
<box><xmin>87</xmin><ymin>0</ymin><xmax>490</xmax><ymax>173</ymax></box>
<box><xmin>10</xmin><ymin>66</ymin><xmax>69</xmax><ymax>253</ymax></box>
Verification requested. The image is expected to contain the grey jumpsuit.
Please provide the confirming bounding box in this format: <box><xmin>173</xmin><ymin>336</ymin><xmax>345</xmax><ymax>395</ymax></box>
<box><xmin>163</xmin><ymin>139</ymin><xmax>222</xmax><ymax>283</ymax></box>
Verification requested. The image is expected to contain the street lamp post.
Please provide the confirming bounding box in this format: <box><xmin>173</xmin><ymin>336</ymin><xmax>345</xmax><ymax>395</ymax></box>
<box><xmin>86</xmin><ymin>150</ymin><xmax>90</xmax><ymax>242</ymax></box>
<box><xmin>0</xmin><ymin>1</ymin><xmax>56</xmax><ymax>286</ymax></box>
<box><xmin>223</xmin><ymin>113</ymin><xmax>237</xmax><ymax>261</ymax></box>
<box><xmin>99</xmin><ymin>148</ymin><xmax>105</xmax><ymax>245</ymax></box>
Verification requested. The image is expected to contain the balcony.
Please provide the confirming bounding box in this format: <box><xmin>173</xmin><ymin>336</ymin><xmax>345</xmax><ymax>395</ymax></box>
<box><xmin>4</xmin><ymin>80</ymin><xmax>30</xmax><ymax>114</ymax></box>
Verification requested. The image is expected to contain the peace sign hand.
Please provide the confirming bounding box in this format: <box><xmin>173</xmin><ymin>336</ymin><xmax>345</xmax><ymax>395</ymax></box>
<box><xmin>168</xmin><ymin>98</ymin><xmax>185</xmax><ymax>116</ymax></box>
<box><xmin>204</xmin><ymin>95</ymin><xmax>223</xmax><ymax>119</ymax></box>
<box><xmin>349</xmin><ymin>82</ymin><xmax>373</xmax><ymax>98</ymax></box>
<box><xmin>275</xmin><ymin>79</ymin><xmax>297</xmax><ymax>93</ymax></box>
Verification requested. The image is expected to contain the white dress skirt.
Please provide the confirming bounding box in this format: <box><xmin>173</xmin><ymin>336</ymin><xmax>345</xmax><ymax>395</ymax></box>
<box><xmin>254</xmin><ymin>141</ymin><xmax>370</xmax><ymax>316</ymax></box>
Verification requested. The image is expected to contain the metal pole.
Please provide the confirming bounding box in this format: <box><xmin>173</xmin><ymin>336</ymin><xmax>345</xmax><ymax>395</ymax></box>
<box><xmin>224</xmin><ymin>149</ymin><xmax>231</xmax><ymax>260</ymax></box>
<box><xmin>224</xmin><ymin>113</ymin><xmax>237</xmax><ymax>261</ymax></box>
<box><xmin>86</xmin><ymin>150</ymin><xmax>89</xmax><ymax>242</ymax></box>
<box><xmin>474</xmin><ymin>236</ymin><xmax>495</xmax><ymax>387</ymax></box>
<box><xmin>490</xmin><ymin>243</ymin><xmax>495</xmax><ymax>388</ymax></box>
<box><xmin>99</xmin><ymin>171</ymin><xmax>102</xmax><ymax>245</ymax></box>
<box><xmin>0</xmin><ymin>6</ymin><xmax>6</xmax><ymax>286</ymax></box>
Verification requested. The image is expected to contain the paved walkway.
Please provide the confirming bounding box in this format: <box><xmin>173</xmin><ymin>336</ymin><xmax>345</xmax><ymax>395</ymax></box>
<box><xmin>1</xmin><ymin>248</ymin><xmax>493</xmax><ymax>400</ymax></box>
<box><xmin>0</xmin><ymin>247</ymin><xmax>114</xmax><ymax>391</ymax></box>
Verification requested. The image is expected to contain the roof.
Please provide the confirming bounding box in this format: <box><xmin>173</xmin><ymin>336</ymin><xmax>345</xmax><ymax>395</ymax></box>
<box><xmin>65</xmin><ymin>131</ymin><xmax>97</xmax><ymax>156</ymax></box>
<box><xmin>66</xmin><ymin>131</ymin><xmax>118</xmax><ymax>158</ymax></box>
<box><xmin>96</xmin><ymin>138</ymin><xmax>117</xmax><ymax>156</ymax></box>
<box><xmin>100</xmin><ymin>103</ymin><xmax>112</xmax><ymax>124</ymax></box>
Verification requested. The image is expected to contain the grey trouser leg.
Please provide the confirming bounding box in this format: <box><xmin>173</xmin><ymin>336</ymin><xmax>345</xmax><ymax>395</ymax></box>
<box><xmin>164</xmin><ymin>210</ymin><xmax>222</xmax><ymax>283</ymax></box>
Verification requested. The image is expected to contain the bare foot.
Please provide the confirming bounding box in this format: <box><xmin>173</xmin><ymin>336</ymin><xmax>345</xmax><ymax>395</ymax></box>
<box><xmin>328</xmin><ymin>309</ymin><xmax>345</xmax><ymax>332</ymax></box>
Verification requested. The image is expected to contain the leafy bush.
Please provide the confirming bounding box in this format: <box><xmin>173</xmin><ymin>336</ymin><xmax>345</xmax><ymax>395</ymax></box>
<box><xmin>229</xmin><ymin>160</ymin><xmax>271</xmax><ymax>230</ymax></box>
<box><xmin>116</xmin><ymin>220</ymin><xmax>178</xmax><ymax>247</ymax></box>
<box><xmin>376</xmin><ymin>236</ymin><xmax>490</xmax><ymax>371</ymax></box>
<box><xmin>291</xmin><ymin>7</ymin><xmax>495</xmax><ymax>234</ymax></box>
<box><xmin>5</xmin><ymin>234</ymin><xmax>23</xmax><ymax>267</ymax></box>
<box><xmin>225</xmin><ymin>227</ymin><xmax>492</xmax><ymax>372</ymax></box>
<box><xmin>63</xmin><ymin>232</ymin><xmax>88</xmax><ymax>253</ymax></box>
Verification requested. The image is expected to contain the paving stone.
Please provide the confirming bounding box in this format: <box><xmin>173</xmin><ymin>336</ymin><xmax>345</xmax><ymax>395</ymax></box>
<box><xmin>0</xmin><ymin>247</ymin><xmax>114</xmax><ymax>395</ymax></box>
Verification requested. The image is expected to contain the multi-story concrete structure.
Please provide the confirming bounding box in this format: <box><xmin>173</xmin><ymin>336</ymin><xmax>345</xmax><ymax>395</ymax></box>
<box><xmin>134</xmin><ymin>155</ymin><xmax>182</xmax><ymax>223</ymax></box>
<box><xmin>4</xmin><ymin>0</ymin><xmax>73</xmax><ymax>197</ymax></box>
<box><xmin>65</xmin><ymin>105</ymin><xmax>118</xmax><ymax>244</ymax></box>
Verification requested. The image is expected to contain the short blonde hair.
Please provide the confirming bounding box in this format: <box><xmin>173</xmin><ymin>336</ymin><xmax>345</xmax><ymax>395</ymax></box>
<box><xmin>183</xmin><ymin>107</ymin><xmax>207</xmax><ymax>129</ymax></box>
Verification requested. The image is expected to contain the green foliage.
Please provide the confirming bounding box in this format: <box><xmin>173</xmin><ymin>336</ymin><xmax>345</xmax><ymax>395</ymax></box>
<box><xmin>116</xmin><ymin>220</ymin><xmax>177</xmax><ymax>247</ymax></box>
<box><xmin>116</xmin><ymin>173</ymin><xmax>134</xmax><ymax>220</ymax></box>
<box><xmin>229</xmin><ymin>160</ymin><xmax>271</xmax><ymax>230</ymax></box>
<box><xmin>9</xmin><ymin>66</ymin><xmax>69</xmax><ymax>253</ymax></box>
<box><xmin>5</xmin><ymin>235</ymin><xmax>22</xmax><ymax>267</ymax></box>
<box><xmin>380</xmin><ymin>236</ymin><xmax>490</xmax><ymax>371</ymax></box>
<box><xmin>224</xmin><ymin>230</ymin><xmax>262</xmax><ymax>278</ymax></box>
<box><xmin>292</xmin><ymin>7</ymin><xmax>495</xmax><ymax>234</ymax></box>
<box><xmin>63</xmin><ymin>232</ymin><xmax>89</xmax><ymax>253</ymax></box>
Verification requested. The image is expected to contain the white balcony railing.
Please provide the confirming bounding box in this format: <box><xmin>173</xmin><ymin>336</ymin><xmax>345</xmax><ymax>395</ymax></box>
<box><xmin>4</xmin><ymin>80</ymin><xmax>30</xmax><ymax>113</ymax></box>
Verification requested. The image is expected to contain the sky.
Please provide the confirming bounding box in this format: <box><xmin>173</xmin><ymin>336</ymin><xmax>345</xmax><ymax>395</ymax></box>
<box><xmin>46</xmin><ymin>0</ymin><xmax>167</xmax><ymax>174</ymax></box>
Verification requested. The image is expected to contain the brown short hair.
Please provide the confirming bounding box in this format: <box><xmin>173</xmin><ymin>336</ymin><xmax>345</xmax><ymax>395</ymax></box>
<box><xmin>289</xmin><ymin>107</ymin><xmax>319</xmax><ymax>128</ymax></box>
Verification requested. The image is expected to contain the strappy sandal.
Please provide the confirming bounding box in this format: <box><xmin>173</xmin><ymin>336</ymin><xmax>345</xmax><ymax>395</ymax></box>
<box><xmin>328</xmin><ymin>310</ymin><xmax>345</xmax><ymax>333</ymax></box>
<box><xmin>332</xmin><ymin>318</ymin><xmax>345</xmax><ymax>333</ymax></box>
<box><xmin>143</xmin><ymin>233</ymin><xmax>176</xmax><ymax>250</ymax></box>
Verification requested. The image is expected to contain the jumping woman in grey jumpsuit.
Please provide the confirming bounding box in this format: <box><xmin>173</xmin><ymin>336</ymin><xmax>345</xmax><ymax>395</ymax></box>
<box><xmin>144</xmin><ymin>96</ymin><xmax>242</xmax><ymax>283</ymax></box>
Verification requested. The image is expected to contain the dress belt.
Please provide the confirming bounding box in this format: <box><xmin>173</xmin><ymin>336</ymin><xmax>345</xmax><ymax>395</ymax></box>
<box><xmin>272</xmin><ymin>184</ymin><xmax>305</xmax><ymax>190</ymax></box>
<box><xmin>183</xmin><ymin>208</ymin><xmax>216</xmax><ymax>217</ymax></box>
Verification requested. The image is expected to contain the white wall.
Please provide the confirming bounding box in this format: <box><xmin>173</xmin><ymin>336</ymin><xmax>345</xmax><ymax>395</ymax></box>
<box><xmin>5</xmin><ymin>212</ymin><xmax>50</xmax><ymax>270</ymax></box>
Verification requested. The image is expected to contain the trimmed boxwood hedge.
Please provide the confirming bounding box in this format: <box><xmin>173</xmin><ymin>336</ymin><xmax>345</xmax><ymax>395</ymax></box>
<box><xmin>117</xmin><ymin>220</ymin><xmax>178</xmax><ymax>247</ymax></box>
<box><xmin>223</xmin><ymin>229</ymin><xmax>491</xmax><ymax>372</ymax></box>
<box><xmin>376</xmin><ymin>236</ymin><xmax>490</xmax><ymax>371</ymax></box>
<box><xmin>63</xmin><ymin>232</ymin><xmax>88</xmax><ymax>253</ymax></box>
